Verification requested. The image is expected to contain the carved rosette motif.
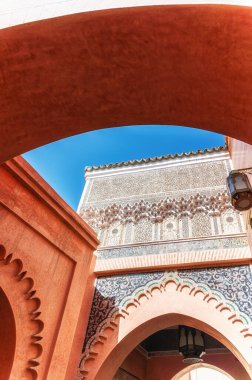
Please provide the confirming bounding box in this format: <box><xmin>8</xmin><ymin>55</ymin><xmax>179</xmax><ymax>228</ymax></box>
<box><xmin>0</xmin><ymin>244</ymin><xmax>43</xmax><ymax>379</ymax></box>
<box><xmin>82</xmin><ymin>192</ymin><xmax>233</xmax><ymax>229</ymax></box>
<box><xmin>77</xmin><ymin>268</ymin><xmax>252</xmax><ymax>380</ymax></box>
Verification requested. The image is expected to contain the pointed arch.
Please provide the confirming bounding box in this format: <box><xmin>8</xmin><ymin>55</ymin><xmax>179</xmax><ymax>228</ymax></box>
<box><xmin>77</xmin><ymin>271</ymin><xmax>252</xmax><ymax>380</ymax></box>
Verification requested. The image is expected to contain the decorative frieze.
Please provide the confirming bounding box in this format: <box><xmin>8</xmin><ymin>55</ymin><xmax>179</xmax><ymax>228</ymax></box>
<box><xmin>95</xmin><ymin>246</ymin><xmax>251</xmax><ymax>273</ymax></box>
<box><xmin>84</xmin><ymin>156</ymin><xmax>229</xmax><ymax>207</ymax></box>
<box><xmin>96</xmin><ymin>236</ymin><xmax>249</xmax><ymax>260</ymax></box>
<box><xmin>82</xmin><ymin>192</ymin><xmax>233</xmax><ymax>229</ymax></box>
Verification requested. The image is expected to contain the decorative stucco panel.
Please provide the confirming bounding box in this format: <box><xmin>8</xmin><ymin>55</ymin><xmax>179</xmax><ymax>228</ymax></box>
<box><xmin>96</xmin><ymin>236</ymin><xmax>248</xmax><ymax>260</ymax></box>
<box><xmin>83</xmin><ymin>265</ymin><xmax>252</xmax><ymax>352</ymax></box>
<box><xmin>85</xmin><ymin>160</ymin><xmax>228</xmax><ymax>207</ymax></box>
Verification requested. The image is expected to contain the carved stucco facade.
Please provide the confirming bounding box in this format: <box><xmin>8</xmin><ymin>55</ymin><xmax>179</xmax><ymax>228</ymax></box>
<box><xmin>78</xmin><ymin>148</ymin><xmax>249</xmax><ymax>268</ymax></box>
<box><xmin>77</xmin><ymin>147</ymin><xmax>252</xmax><ymax>379</ymax></box>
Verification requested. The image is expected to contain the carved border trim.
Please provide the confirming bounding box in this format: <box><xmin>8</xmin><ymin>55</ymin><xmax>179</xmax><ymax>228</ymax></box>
<box><xmin>82</xmin><ymin>192</ymin><xmax>233</xmax><ymax>228</ymax></box>
<box><xmin>94</xmin><ymin>247</ymin><xmax>252</xmax><ymax>274</ymax></box>
<box><xmin>0</xmin><ymin>244</ymin><xmax>43</xmax><ymax>379</ymax></box>
<box><xmin>77</xmin><ymin>271</ymin><xmax>252</xmax><ymax>379</ymax></box>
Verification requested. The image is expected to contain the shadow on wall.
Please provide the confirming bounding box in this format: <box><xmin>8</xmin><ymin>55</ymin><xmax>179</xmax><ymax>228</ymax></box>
<box><xmin>0</xmin><ymin>287</ymin><xmax>16</xmax><ymax>380</ymax></box>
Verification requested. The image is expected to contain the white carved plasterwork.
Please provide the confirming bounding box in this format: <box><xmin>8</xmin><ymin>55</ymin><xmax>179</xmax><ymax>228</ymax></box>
<box><xmin>221</xmin><ymin>210</ymin><xmax>242</xmax><ymax>235</ymax></box>
<box><xmin>162</xmin><ymin>216</ymin><xmax>179</xmax><ymax>240</ymax></box>
<box><xmin>192</xmin><ymin>212</ymin><xmax>212</xmax><ymax>237</ymax></box>
<box><xmin>133</xmin><ymin>218</ymin><xmax>153</xmax><ymax>243</ymax></box>
<box><xmin>82</xmin><ymin>192</ymin><xmax>234</xmax><ymax>229</ymax></box>
<box><xmin>84</xmin><ymin>193</ymin><xmax>245</xmax><ymax>247</ymax></box>
<box><xmin>85</xmin><ymin>160</ymin><xmax>228</xmax><ymax>207</ymax></box>
<box><xmin>105</xmin><ymin>222</ymin><xmax>123</xmax><ymax>246</ymax></box>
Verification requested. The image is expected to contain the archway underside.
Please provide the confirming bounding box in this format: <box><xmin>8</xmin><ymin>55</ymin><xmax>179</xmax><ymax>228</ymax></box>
<box><xmin>0</xmin><ymin>4</ymin><xmax>252</xmax><ymax>163</ymax></box>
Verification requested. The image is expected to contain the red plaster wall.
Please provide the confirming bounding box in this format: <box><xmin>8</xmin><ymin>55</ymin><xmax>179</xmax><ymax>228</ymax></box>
<box><xmin>0</xmin><ymin>157</ymin><xmax>98</xmax><ymax>379</ymax></box>
<box><xmin>120</xmin><ymin>348</ymin><xmax>147</xmax><ymax>379</ymax></box>
<box><xmin>1</xmin><ymin>5</ymin><xmax>252</xmax><ymax>163</ymax></box>
<box><xmin>146</xmin><ymin>353</ymin><xmax>249</xmax><ymax>380</ymax></box>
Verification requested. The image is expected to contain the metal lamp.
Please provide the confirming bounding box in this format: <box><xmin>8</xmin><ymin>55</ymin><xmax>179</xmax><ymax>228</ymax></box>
<box><xmin>227</xmin><ymin>170</ymin><xmax>252</xmax><ymax>211</ymax></box>
<box><xmin>178</xmin><ymin>326</ymin><xmax>205</xmax><ymax>364</ymax></box>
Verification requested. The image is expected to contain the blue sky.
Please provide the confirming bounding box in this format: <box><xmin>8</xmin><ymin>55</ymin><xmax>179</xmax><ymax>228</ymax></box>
<box><xmin>23</xmin><ymin>125</ymin><xmax>224</xmax><ymax>210</ymax></box>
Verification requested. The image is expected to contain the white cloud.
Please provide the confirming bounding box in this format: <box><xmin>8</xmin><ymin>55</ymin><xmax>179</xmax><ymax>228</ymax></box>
<box><xmin>0</xmin><ymin>0</ymin><xmax>252</xmax><ymax>29</ymax></box>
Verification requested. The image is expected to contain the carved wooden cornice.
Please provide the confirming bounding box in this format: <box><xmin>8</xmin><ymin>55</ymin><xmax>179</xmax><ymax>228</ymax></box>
<box><xmin>82</xmin><ymin>192</ymin><xmax>234</xmax><ymax>228</ymax></box>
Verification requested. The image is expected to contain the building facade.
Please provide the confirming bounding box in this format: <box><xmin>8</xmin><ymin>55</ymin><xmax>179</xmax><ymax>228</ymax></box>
<box><xmin>1</xmin><ymin>3</ymin><xmax>252</xmax><ymax>378</ymax></box>
<box><xmin>77</xmin><ymin>146</ymin><xmax>252</xmax><ymax>380</ymax></box>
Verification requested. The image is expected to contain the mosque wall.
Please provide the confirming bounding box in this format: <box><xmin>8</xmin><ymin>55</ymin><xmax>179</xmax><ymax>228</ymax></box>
<box><xmin>81</xmin><ymin>150</ymin><xmax>244</xmax><ymax>248</ymax></box>
<box><xmin>79</xmin><ymin>148</ymin><xmax>251</xmax><ymax>272</ymax></box>
<box><xmin>77</xmin><ymin>148</ymin><xmax>252</xmax><ymax>379</ymax></box>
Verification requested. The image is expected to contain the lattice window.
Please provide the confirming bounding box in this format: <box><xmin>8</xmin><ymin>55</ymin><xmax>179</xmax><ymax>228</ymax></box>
<box><xmin>133</xmin><ymin>219</ymin><xmax>153</xmax><ymax>243</ymax></box>
<box><xmin>192</xmin><ymin>212</ymin><xmax>212</xmax><ymax>237</ymax></box>
<box><xmin>124</xmin><ymin>223</ymin><xmax>133</xmax><ymax>245</ymax></box>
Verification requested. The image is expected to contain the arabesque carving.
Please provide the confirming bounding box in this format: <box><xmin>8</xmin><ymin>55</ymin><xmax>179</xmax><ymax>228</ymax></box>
<box><xmin>0</xmin><ymin>244</ymin><xmax>43</xmax><ymax>379</ymax></box>
<box><xmin>82</xmin><ymin>192</ymin><xmax>233</xmax><ymax>229</ymax></box>
<box><xmin>77</xmin><ymin>270</ymin><xmax>252</xmax><ymax>380</ymax></box>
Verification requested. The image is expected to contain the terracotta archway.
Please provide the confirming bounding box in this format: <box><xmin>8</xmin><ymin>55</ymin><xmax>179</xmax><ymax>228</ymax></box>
<box><xmin>171</xmin><ymin>363</ymin><xmax>235</xmax><ymax>380</ymax></box>
<box><xmin>78</xmin><ymin>272</ymin><xmax>252</xmax><ymax>380</ymax></box>
<box><xmin>0</xmin><ymin>4</ymin><xmax>252</xmax><ymax>163</ymax></box>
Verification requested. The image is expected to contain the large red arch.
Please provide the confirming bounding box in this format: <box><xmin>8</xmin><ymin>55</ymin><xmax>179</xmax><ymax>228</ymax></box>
<box><xmin>0</xmin><ymin>4</ymin><xmax>252</xmax><ymax>163</ymax></box>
